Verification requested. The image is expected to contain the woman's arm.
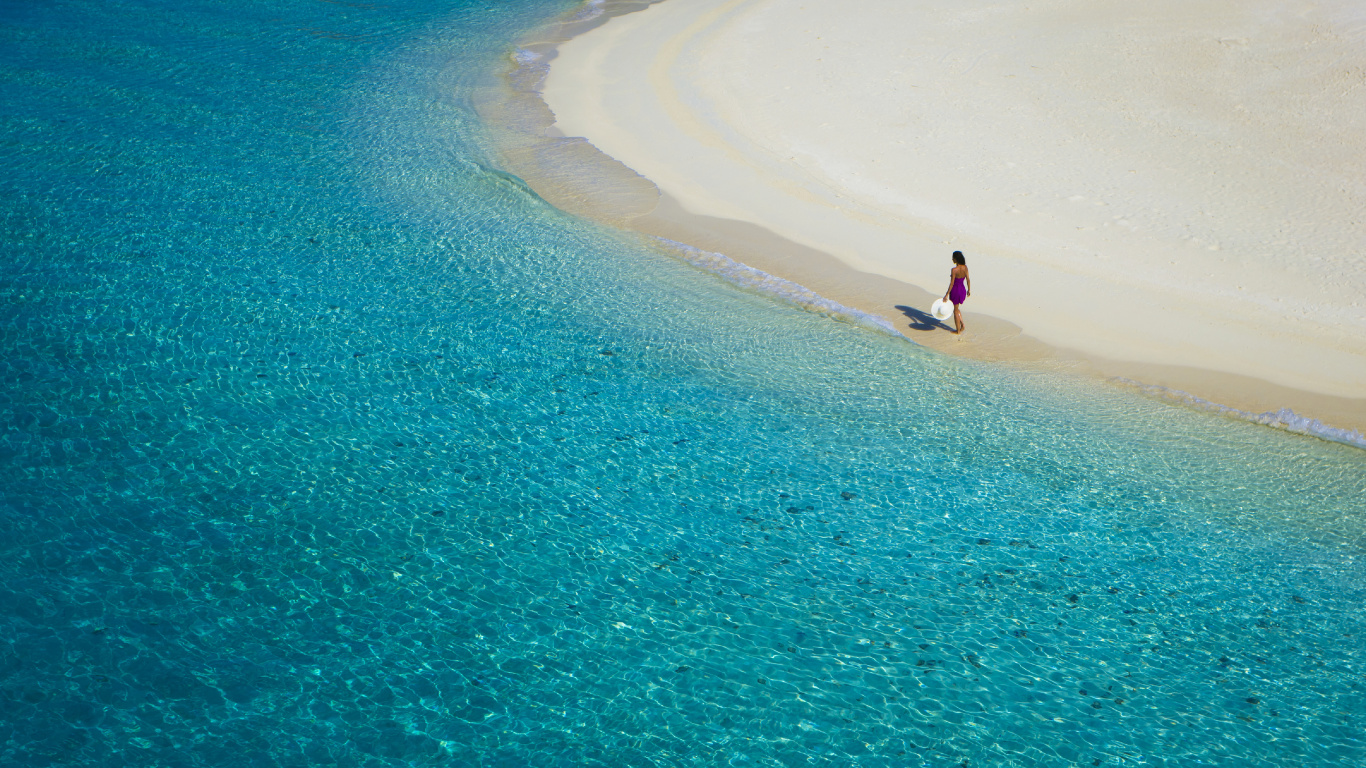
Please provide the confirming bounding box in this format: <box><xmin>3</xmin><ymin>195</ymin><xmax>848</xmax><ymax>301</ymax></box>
<box><xmin>965</xmin><ymin>268</ymin><xmax>971</xmax><ymax>297</ymax></box>
<box><xmin>944</xmin><ymin>270</ymin><xmax>954</xmax><ymax>300</ymax></box>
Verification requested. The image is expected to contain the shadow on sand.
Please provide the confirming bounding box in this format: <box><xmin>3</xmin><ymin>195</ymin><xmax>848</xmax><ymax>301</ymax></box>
<box><xmin>895</xmin><ymin>304</ymin><xmax>952</xmax><ymax>333</ymax></box>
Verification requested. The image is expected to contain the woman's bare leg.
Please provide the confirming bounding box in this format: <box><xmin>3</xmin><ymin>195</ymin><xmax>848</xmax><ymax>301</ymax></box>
<box><xmin>953</xmin><ymin>305</ymin><xmax>965</xmax><ymax>334</ymax></box>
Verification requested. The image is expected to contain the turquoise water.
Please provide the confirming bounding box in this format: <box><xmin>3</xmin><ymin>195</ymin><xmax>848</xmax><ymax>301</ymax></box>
<box><xmin>2</xmin><ymin>0</ymin><xmax>1364</xmax><ymax>765</ymax></box>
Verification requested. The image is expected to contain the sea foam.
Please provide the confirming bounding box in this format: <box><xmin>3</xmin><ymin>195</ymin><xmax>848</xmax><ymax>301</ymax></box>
<box><xmin>1114</xmin><ymin>378</ymin><xmax>1366</xmax><ymax>450</ymax></box>
<box><xmin>569</xmin><ymin>0</ymin><xmax>606</xmax><ymax>23</ymax></box>
<box><xmin>653</xmin><ymin>237</ymin><xmax>904</xmax><ymax>338</ymax></box>
<box><xmin>512</xmin><ymin>47</ymin><xmax>543</xmax><ymax>67</ymax></box>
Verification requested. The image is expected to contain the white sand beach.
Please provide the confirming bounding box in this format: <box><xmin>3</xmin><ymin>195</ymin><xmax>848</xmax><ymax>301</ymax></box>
<box><xmin>532</xmin><ymin>0</ymin><xmax>1366</xmax><ymax>430</ymax></box>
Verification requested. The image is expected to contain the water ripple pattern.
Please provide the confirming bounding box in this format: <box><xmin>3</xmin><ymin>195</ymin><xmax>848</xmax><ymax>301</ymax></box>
<box><xmin>1</xmin><ymin>0</ymin><xmax>1363</xmax><ymax>766</ymax></box>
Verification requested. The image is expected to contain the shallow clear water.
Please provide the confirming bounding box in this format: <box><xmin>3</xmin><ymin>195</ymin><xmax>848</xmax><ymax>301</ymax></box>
<box><xmin>2</xmin><ymin>0</ymin><xmax>1364</xmax><ymax>766</ymax></box>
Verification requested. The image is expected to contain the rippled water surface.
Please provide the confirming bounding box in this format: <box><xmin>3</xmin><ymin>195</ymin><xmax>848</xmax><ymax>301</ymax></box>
<box><xmin>2</xmin><ymin>0</ymin><xmax>1364</xmax><ymax>765</ymax></box>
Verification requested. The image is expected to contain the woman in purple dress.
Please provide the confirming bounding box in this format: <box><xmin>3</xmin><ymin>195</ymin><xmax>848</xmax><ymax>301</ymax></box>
<box><xmin>942</xmin><ymin>250</ymin><xmax>971</xmax><ymax>334</ymax></box>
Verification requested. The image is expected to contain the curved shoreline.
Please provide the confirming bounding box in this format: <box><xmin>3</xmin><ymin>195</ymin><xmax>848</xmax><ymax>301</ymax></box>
<box><xmin>480</xmin><ymin>0</ymin><xmax>1366</xmax><ymax>447</ymax></box>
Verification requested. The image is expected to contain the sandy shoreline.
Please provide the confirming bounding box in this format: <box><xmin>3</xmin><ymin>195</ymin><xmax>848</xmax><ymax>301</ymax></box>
<box><xmin>484</xmin><ymin>0</ymin><xmax>1366</xmax><ymax>441</ymax></box>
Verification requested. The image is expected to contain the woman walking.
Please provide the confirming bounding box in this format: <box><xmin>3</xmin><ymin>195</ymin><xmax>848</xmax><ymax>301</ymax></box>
<box><xmin>942</xmin><ymin>251</ymin><xmax>971</xmax><ymax>334</ymax></box>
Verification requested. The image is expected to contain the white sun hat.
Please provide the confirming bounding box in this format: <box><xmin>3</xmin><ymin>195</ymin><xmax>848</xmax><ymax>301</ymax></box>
<box><xmin>931</xmin><ymin>298</ymin><xmax>953</xmax><ymax>321</ymax></box>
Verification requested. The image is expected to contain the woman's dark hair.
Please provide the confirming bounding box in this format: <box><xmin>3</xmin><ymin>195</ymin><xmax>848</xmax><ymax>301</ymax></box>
<box><xmin>952</xmin><ymin>250</ymin><xmax>966</xmax><ymax>265</ymax></box>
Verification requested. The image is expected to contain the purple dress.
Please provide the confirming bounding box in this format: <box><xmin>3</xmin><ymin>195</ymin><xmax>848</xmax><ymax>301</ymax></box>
<box><xmin>950</xmin><ymin>277</ymin><xmax>967</xmax><ymax>305</ymax></box>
